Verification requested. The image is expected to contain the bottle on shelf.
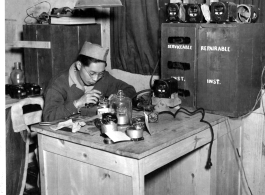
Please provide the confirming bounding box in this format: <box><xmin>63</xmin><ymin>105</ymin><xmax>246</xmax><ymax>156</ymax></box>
<box><xmin>10</xmin><ymin>62</ymin><xmax>25</xmax><ymax>85</ymax></box>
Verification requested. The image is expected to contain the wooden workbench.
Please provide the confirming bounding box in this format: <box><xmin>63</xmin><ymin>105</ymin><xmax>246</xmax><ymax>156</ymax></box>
<box><xmin>31</xmin><ymin>112</ymin><xmax>234</xmax><ymax>195</ymax></box>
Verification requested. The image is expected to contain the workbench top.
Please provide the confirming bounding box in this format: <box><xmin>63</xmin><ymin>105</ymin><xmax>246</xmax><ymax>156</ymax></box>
<box><xmin>31</xmin><ymin>111</ymin><xmax>226</xmax><ymax>160</ymax></box>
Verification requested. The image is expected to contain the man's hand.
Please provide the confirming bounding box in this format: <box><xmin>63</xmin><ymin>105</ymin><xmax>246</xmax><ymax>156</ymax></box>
<box><xmin>74</xmin><ymin>89</ymin><xmax>101</xmax><ymax>109</ymax></box>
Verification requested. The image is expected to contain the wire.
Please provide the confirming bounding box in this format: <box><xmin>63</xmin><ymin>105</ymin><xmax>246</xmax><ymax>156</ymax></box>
<box><xmin>149</xmin><ymin>58</ymin><xmax>160</xmax><ymax>89</ymax></box>
<box><xmin>24</xmin><ymin>1</ymin><xmax>51</xmax><ymax>24</ymax></box>
<box><xmin>132</xmin><ymin>89</ymin><xmax>153</xmax><ymax>111</ymax></box>
<box><xmin>225</xmin><ymin>119</ymin><xmax>253</xmax><ymax>195</ymax></box>
<box><xmin>168</xmin><ymin>107</ymin><xmax>214</xmax><ymax>169</ymax></box>
<box><xmin>149</xmin><ymin>49</ymin><xmax>161</xmax><ymax>89</ymax></box>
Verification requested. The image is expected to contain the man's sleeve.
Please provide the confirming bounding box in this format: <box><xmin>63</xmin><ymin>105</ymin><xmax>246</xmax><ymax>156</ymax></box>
<box><xmin>43</xmin><ymin>87</ymin><xmax>78</xmax><ymax>122</ymax></box>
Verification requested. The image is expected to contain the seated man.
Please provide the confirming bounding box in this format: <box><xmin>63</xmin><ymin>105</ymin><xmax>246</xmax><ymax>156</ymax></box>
<box><xmin>43</xmin><ymin>42</ymin><xmax>136</xmax><ymax>121</ymax></box>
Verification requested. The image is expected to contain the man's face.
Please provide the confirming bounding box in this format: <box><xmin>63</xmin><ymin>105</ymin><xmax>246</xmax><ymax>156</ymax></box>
<box><xmin>79</xmin><ymin>62</ymin><xmax>106</xmax><ymax>86</ymax></box>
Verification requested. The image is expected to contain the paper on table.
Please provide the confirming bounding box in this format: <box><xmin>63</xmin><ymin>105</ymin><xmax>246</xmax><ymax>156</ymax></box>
<box><xmin>50</xmin><ymin>119</ymin><xmax>86</xmax><ymax>132</ymax></box>
<box><xmin>105</xmin><ymin>131</ymin><xmax>131</xmax><ymax>142</ymax></box>
<box><xmin>144</xmin><ymin>112</ymin><xmax>152</xmax><ymax>135</ymax></box>
<box><xmin>72</xmin><ymin>121</ymin><xmax>86</xmax><ymax>132</ymax></box>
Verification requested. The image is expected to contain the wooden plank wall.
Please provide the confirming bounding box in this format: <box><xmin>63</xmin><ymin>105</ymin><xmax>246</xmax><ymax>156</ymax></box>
<box><xmin>5</xmin><ymin>19</ymin><xmax>23</xmax><ymax>83</ymax></box>
<box><xmin>23</xmin><ymin>24</ymin><xmax>101</xmax><ymax>91</ymax></box>
<box><xmin>241</xmin><ymin>91</ymin><xmax>265</xmax><ymax>195</ymax></box>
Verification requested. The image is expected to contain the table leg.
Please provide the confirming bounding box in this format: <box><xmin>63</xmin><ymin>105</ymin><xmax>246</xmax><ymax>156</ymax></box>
<box><xmin>37</xmin><ymin>134</ymin><xmax>46</xmax><ymax>195</ymax></box>
<box><xmin>131</xmin><ymin>160</ymin><xmax>145</xmax><ymax>195</ymax></box>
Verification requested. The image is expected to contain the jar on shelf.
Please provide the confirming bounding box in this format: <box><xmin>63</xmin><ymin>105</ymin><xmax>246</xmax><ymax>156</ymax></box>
<box><xmin>10</xmin><ymin>62</ymin><xmax>25</xmax><ymax>85</ymax></box>
<box><xmin>109</xmin><ymin>90</ymin><xmax>132</xmax><ymax>126</ymax></box>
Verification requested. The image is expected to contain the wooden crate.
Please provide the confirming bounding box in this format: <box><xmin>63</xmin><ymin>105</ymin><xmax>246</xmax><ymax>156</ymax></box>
<box><xmin>197</xmin><ymin>23</ymin><xmax>264</xmax><ymax>117</ymax></box>
<box><xmin>161</xmin><ymin>23</ymin><xmax>264</xmax><ymax>117</ymax></box>
<box><xmin>161</xmin><ymin>23</ymin><xmax>198</xmax><ymax>107</ymax></box>
<box><xmin>23</xmin><ymin>24</ymin><xmax>101</xmax><ymax>91</ymax></box>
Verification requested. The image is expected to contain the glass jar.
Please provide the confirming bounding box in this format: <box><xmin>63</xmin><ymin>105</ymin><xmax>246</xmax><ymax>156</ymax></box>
<box><xmin>109</xmin><ymin>90</ymin><xmax>132</xmax><ymax>126</ymax></box>
<box><xmin>10</xmin><ymin>62</ymin><xmax>25</xmax><ymax>85</ymax></box>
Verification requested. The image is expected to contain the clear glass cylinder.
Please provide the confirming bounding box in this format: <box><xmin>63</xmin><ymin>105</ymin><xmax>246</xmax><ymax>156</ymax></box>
<box><xmin>10</xmin><ymin>62</ymin><xmax>25</xmax><ymax>85</ymax></box>
<box><xmin>109</xmin><ymin>90</ymin><xmax>132</xmax><ymax>126</ymax></box>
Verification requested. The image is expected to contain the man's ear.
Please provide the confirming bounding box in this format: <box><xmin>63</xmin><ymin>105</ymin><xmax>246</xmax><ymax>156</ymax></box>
<box><xmin>76</xmin><ymin>61</ymin><xmax>82</xmax><ymax>70</ymax></box>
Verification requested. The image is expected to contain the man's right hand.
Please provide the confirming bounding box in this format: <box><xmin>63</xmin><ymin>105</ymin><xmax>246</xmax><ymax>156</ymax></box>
<box><xmin>74</xmin><ymin>89</ymin><xmax>101</xmax><ymax>109</ymax></box>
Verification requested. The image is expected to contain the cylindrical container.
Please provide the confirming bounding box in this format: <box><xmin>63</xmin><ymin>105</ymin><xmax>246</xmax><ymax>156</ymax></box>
<box><xmin>132</xmin><ymin>117</ymin><xmax>146</xmax><ymax>130</ymax></box>
<box><xmin>109</xmin><ymin>90</ymin><xmax>132</xmax><ymax>126</ymax></box>
<box><xmin>101</xmin><ymin>122</ymin><xmax>118</xmax><ymax>134</ymax></box>
<box><xmin>23</xmin><ymin>83</ymin><xmax>42</xmax><ymax>96</ymax></box>
<box><xmin>9</xmin><ymin>85</ymin><xmax>27</xmax><ymax>99</ymax></box>
<box><xmin>10</xmin><ymin>62</ymin><xmax>25</xmax><ymax>85</ymax></box>
<box><xmin>125</xmin><ymin>126</ymin><xmax>143</xmax><ymax>139</ymax></box>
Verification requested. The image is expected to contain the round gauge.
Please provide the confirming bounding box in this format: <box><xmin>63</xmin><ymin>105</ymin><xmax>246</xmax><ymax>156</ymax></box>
<box><xmin>148</xmin><ymin>112</ymin><xmax>158</xmax><ymax>123</ymax></box>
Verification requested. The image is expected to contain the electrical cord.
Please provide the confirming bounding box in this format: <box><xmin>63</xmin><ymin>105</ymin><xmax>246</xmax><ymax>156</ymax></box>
<box><xmin>149</xmin><ymin>58</ymin><xmax>160</xmax><ymax>89</ymax></box>
<box><xmin>178</xmin><ymin>107</ymin><xmax>214</xmax><ymax>169</ymax></box>
<box><xmin>149</xmin><ymin>49</ymin><xmax>161</xmax><ymax>89</ymax></box>
<box><xmin>160</xmin><ymin>107</ymin><xmax>214</xmax><ymax>169</ymax></box>
<box><xmin>132</xmin><ymin>50</ymin><xmax>160</xmax><ymax>111</ymax></box>
<box><xmin>132</xmin><ymin>89</ymin><xmax>153</xmax><ymax>111</ymax></box>
<box><xmin>24</xmin><ymin>1</ymin><xmax>51</xmax><ymax>24</ymax></box>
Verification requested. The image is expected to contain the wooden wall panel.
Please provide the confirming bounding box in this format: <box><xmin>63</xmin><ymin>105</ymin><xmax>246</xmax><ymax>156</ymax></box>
<box><xmin>23</xmin><ymin>25</ymin><xmax>38</xmax><ymax>84</ymax></box>
<box><xmin>36</xmin><ymin>25</ymin><xmax>53</xmax><ymax>90</ymax></box>
<box><xmin>63</xmin><ymin>26</ymin><xmax>79</xmax><ymax>68</ymax></box>
<box><xmin>50</xmin><ymin>25</ymin><xmax>65</xmax><ymax>77</ymax></box>
<box><xmin>242</xmin><ymin>112</ymin><xmax>265</xmax><ymax>195</ymax></box>
<box><xmin>79</xmin><ymin>25</ymin><xmax>101</xmax><ymax>47</ymax></box>
<box><xmin>23</xmin><ymin>24</ymin><xmax>101</xmax><ymax>91</ymax></box>
<box><xmin>216</xmin><ymin>126</ymin><xmax>241</xmax><ymax>195</ymax></box>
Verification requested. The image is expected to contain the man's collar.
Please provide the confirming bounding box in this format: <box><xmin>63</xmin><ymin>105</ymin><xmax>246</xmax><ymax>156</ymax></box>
<box><xmin>69</xmin><ymin>63</ymin><xmax>84</xmax><ymax>91</ymax></box>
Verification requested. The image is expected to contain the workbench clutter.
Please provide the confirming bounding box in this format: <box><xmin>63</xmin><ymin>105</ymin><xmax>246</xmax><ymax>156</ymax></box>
<box><xmin>165</xmin><ymin>0</ymin><xmax>259</xmax><ymax>24</ymax></box>
<box><xmin>39</xmin><ymin>89</ymin><xmax>149</xmax><ymax>144</ymax></box>
<box><xmin>6</xmin><ymin>83</ymin><xmax>42</xmax><ymax>99</ymax></box>
<box><xmin>23</xmin><ymin>2</ymin><xmax>95</xmax><ymax>25</ymax></box>
<box><xmin>48</xmin><ymin>7</ymin><xmax>96</xmax><ymax>25</ymax></box>
<box><xmin>6</xmin><ymin>62</ymin><xmax>42</xmax><ymax>99</ymax></box>
<box><xmin>38</xmin><ymin>111</ymin><xmax>148</xmax><ymax>144</ymax></box>
<box><xmin>94</xmin><ymin>114</ymin><xmax>147</xmax><ymax>144</ymax></box>
<box><xmin>24</xmin><ymin>0</ymin><xmax>123</xmax><ymax>24</ymax></box>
